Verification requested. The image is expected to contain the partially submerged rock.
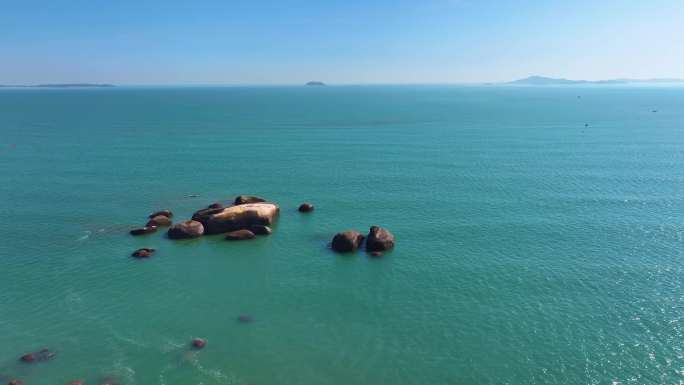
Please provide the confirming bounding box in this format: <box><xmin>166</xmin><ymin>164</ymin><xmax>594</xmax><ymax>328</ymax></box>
<box><xmin>149</xmin><ymin>210</ymin><xmax>173</xmax><ymax>219</ymax></box>
<box><xmin>19</xmin><ymin>349</ymin><xmax>55</xmax><ymax>363</ymax></box>
<box><xmin>331</xmin><ymin>231</ymin><xmax>364</xmax><ymax>252</ymax></box>
<box><xmin>146</xmin><ymin>215</ymin><xmax>172</xmax><ymax>227</ymax></box>
<box><xmin>234</xmin><ymin>195</ymin><xmax>266</xmax><ymax>205</ymax></box>
<box><xmin>130</xmin><ymin>226</ymin><xmax>157</xmax><ymax>236</ymax></box>
<box><xmin>366</xmin><ymin>226</ymin><xmax>395</xmax><ymax>252</ymax></box>
<box><xmin>191</xmin><ymin>338</ymin><xmax>206</xmax><ymax>349</ymax></box>
<box><xmin>250</xmin><ymin>225</ymin><xmax>272</xmax><ymax>235</ymax></box>
<box><xmin>207</xmin><ymin>202</ymin><xmax>223</xmax><ymax>209</ymax></box>
<box><xmin>369</xmin><ymin>251</ymin><xmax>383</xmax><ymax>258</ymax></box>
<box><xmin>131</xmin><ymin>248</ymin><xmax>155</xmax><ymax>258</ymax></box>
<box><xmin>225</xmin><ymin>229</ymin><xmax>256</xmax><ymax>241</ymax></box>
<box><xmin>201</xmin><ymin>203</ymin><xmax>279</xmax><ymax>235</ymax></box>
<box><xmin>64</xmin><ymin>381</ymin><xmax>83</xmax><ymax>385</ymax></box>
<box><xmin>8</xmin><ymin>379</ymin><xmax>23</xmax><ymax>385</ymax></box>
<box><xmin>168</xmin><ymin>220</ymin><xmax>204</xmax><ymax>239</ymax></box>
<box><xmin>237</xmin><ymin>314</ymin><xmax>253</xmax><ymax>323</ymax></box>
<box><xmin>298</xmin><ymin>203</ymin><xmax>314</xmax><ymax>212</ymax></box>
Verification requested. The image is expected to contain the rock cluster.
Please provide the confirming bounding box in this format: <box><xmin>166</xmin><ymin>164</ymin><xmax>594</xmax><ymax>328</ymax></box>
<box><xmin>130</xmin><ymin>209</ymin><xmax>173</xmax><ymax>236</ymax></box>
<box><xmin>331</xmin><ymin>226</ymin><xmax>395</xmax><ymax>255</ymax></box>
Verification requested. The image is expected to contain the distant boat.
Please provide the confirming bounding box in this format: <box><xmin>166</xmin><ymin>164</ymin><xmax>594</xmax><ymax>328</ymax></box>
<box><xmin>306</xmin><ymin>81</ymin><xmax>325</xmax><ymax>86</ymax></box>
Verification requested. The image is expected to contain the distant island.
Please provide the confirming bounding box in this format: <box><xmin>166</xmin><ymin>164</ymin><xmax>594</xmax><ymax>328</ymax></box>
<box><xmin>306</xmin><ymin>81</ymin><xmax>325</xmax><ymax>86</ymax></box>
<box><xmin>509</xmin><ymin>76</ymin><xmax>684</xmax><ymax>85</ymax></box>
<box><xmin>0</xmin><ymin>83</ymin><xmax>115</xmax><ymax>88</ymax></box>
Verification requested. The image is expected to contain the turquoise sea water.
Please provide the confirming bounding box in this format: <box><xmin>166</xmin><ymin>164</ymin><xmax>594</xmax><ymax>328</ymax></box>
<box><xmin>1</xmin><ymin>85</ymin><xmax>683</xmax><ymax>385</ymax></box>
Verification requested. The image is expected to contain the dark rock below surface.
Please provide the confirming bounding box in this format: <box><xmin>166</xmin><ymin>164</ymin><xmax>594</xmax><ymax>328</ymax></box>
<box><xmin>130</xmin><ymin>226</ymin><xmax>157</xmax><ymax>236</ymax></box>
<box><xmin>225</xmin><ymin>229</ymin><xmax>256</xmax><ymax>240</ymax></box>
<box><xmin>19</xmin><ymin>349</ymin><xmax>55</xmax><ymax>363</ymax></box>
<box><xmin>149</xmin><ymin>210</ymin><xmax>173</xmax><ymax>218</ymax></box>
<box><xmin>146</xmin><ymin>215</ymin><xmax>172</xmax><ymax>227</ymax></box>
<box><xmin>298</xmin><ymin>203</ymin><xmax>314</xmax><ymax>212</ymax></box>
<box><xmin>234</xmin><ymin>195</ymin><xmax>266</xmax><ymax>205</ymax></box>
<box><xmin>192</xmin><ymin>338</ymin><xmax>206</xmax><ymax>349</ymax></box>
<box><xmin>250</xmin><ymin>225</ymin><xmax>272</xmax><ymax>235</ymax></box>
<box><xmin>331</xmin><ymin>231</ymin><xmax>364</xmax><ymax>252</ymax></box>
<box><xmin>131</xmin><ymin>248</ymin><xmax>155</xmax><ymax>258</ymax></box>
<box><xmin>168</xmin><ymin>220</ymin><xmax>204</xmax><ymax>239</ymax></box>
<box><xmin>365</xmin><ymin>226</ymin><xmax>395</xmax><ymax>252</ymax></box>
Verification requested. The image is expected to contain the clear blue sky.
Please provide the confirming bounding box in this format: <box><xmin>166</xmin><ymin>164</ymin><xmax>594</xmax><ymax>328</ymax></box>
<box><xmin>1</xmin><ymin>0</ymin><xmax>682</xmax><ymax>85</ymax></box>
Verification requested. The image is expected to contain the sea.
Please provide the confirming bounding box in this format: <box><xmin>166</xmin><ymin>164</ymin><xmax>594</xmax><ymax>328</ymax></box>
<box><xmin>0</xmin><ymin>85</ymin><xmax>683</xmax><ymax>385</ymax></box>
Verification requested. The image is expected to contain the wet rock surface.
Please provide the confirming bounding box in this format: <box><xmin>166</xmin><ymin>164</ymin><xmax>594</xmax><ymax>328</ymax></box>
<box><xmin>168</xmin><ymin>220</ymin><xmax>204</xmax><ymax>239</ymax></box>
<box><xmin>225</xmin><ymin>229</ymin><xmax>256</xmax><ymax>240</ymax></box>
<box><xmin>331</xmin><ymin>230</ymin><xmax>364</xmax><ymax>252</ymax></box>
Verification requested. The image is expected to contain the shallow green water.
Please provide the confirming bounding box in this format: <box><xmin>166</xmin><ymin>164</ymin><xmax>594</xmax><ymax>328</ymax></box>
<box><xmin>1</xmin><ymin>85</ymin><xmax>683</xmax><ymax>385</ymax></box>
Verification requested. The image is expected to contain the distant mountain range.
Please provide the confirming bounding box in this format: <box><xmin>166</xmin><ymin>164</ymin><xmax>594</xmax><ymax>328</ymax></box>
<box><xmin>509</xmin><ymin>76</ymin><xmax>684</xmax><ymax>85</ymax></box>
<box><xmin>0</xmin><ymin>83</ymin><xmax>114</xmax><ymax>88</ymax></box>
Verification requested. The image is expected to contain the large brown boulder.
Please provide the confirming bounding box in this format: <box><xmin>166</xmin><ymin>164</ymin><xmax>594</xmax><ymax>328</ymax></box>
<box><xmin>202</xmin><ymin>203</ymin><xmax>279</xmax><ymax>235</ymax></box>
<box><xmin>225</xmin><ymin>229</ymin><xmax>256</xmax><ymax>241</ymax></box>
<box><xmin>331</xmin><ymin>231</ymin><xmax>364</xmax><ymax>252</ymax></box>
<box><xmin>366</xmin><ymin>226</ymin><xmax>395</xmax><ymax>252</ymax></box>
<box><xmin>168</xmin><ymin>220</ymin><xmax>204</xmax><ymax>239</ymax></box>
<box><xmin>234</xmin><ymin>195</ymin><xmax>266</xmax><ymax>205</ymax></box>
<box><xmin>146</xmin><ymin>215</ymin><xmax>172</xmax><ymax>227</ymax></box>
<box><xmin>149</xmin><ymin>210</ymin><xmax>173</xmax><ymax>218</ymax></box>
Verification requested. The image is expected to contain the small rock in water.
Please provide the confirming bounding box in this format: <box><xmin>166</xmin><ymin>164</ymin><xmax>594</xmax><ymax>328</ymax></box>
<box><xmin>225</xmin><ymin>229</ymin><xmax>256</xmax><ymax>241</ymax></box>
<box><xmin>234</xmin><ymin>195</ymin><xmax>266</xmax><ymax>205</ymax></box>
<box><xmin>64</xmin><ymin>381</ymin><xmax>83</xmax><ymax>385</ymax></box>
<box><xmin>237</xmin><ymin>314</ymin><xmax>253</xmax><ymax>323</ymax></box>
<box><xmin>8</xmin><ymin>379</ymin><xmax>24</xmax><ymax>385</ymax></box>
<box><xmin>365</xmin><ymin>226</ymin><xmax>395</xmax><ymax>252</ymax></box>
<box><xmin>146</xmin><ymin>215</ymin><xmax>172</xmax><ymax>227</ymax></box>
<box><xmin>191</xmin><ymin>338</ymin><xmax>206</xmax><ymax>349</ymax></box>
<box><xmin>298</xmin><ymin>203</ymin><xmax>314</xmax><ymax>212</ymax></box>
<box><xmin>250</xmin><ymin>225</ymin><xmax>272</xmax><ymax>235</ymax></box>
<box><xmin>149</xmin><ymin>210</ymin><xmax>173</xmax><ymax>218</ymax></box>
<box><xmin>129</xmin><ymin>226</ymin><xmax>157</xmax><ymax>236</ymax></box>
<box><xmin>369</xmin><ymin>251</ymin><xmax>384</xmax><ymax>258</ymax></box>
<box><xmin>19</xmin><ymin>353</ymin><xmax>34</xmax><ymax>363</ymax></box>
<box><xmin>331</xmin><ymin>231</ymin><xmax>364</xmax><ymax>252</ymax></box>
<box><xmin>131</xmin><ymin>248</ymin><xmax>155</xmax><ymax>258</ymax></box>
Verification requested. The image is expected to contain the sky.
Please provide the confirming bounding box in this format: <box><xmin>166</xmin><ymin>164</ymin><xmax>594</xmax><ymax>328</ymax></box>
<box><xmin>0</xmin><ymin>0</ymin><xmax>682</xmax><ymax>85</ymax></box>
